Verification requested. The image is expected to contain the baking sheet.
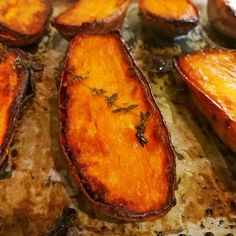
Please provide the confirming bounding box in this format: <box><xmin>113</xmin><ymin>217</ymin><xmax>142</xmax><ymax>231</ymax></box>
<box><xmin>0</xmin><ymin>0</ymin><xmax>235</xmax><ymax>235</ymax></box>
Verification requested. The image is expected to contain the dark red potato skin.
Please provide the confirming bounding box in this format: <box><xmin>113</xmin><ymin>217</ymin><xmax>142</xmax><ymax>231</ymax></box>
<box><xmin>208</xmin><ymin>0</ymin><xmax>236</xmax><ymax>40</ymax></box>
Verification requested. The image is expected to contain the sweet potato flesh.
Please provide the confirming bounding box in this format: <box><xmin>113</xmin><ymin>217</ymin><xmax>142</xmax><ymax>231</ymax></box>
<box><xmin>178</xmin><ymin>50</ymin><xmax>236</xmax><ymax>151</ymax></box>
<box><xmin>0</xmin><ymin>0</ymin><xmax>49</xmax><ymax>34</ymax></box>
<box><xmin>0</xmin><ymin>52</ymin><xmax>20</xmax><ymax>147</ymax></box>
<box><xmin>56</xmin><ymin>0</ymin><xmax>127</xmax><ymax>26</ymax></box>
<box><xmin>140</xmin><ymin>0</ymin><xmax>198</xmax><ymax>20</ymax></box>
<box><xmin>62</xmin><ymin>34</ymin><xmax>175</xmax><ymax>217</ymax></box>
<box><xmin>179</xmin><ymin>51</ymin><xmax>236</xmax><ymax>119</ymax></box>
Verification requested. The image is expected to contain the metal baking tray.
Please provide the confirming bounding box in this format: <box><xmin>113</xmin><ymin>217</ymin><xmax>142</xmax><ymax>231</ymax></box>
<box><xmin>0</xmin><ymin>0</ymin><xmax>235</xmax><ymax>235</ymax></box>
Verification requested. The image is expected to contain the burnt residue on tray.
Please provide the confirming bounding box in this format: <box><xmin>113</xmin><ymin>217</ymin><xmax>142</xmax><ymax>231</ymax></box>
<box><xmin>0</xmin><ymin>157</ymin><xmax>12</xmax><ymax>180</ymax></box>
<box><xmin>48</xmin><ymin>208</ymin><xmax>76</xmax><ymax>236</ymax></box>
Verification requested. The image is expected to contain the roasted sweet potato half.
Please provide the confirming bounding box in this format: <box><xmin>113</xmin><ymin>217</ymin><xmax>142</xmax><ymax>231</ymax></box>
<box><xmin>0</xmin><ymin>49</ymin><xmax>35</xmax><ymax>166</ymax></box>
<box><xmin>59</xmin><ymin>32</ymin><xmax>176</xmax><ymax>221</ymax></box>
<box><xmin>175</xmin><ymin>49</ymin><xmax>236</xmax><ymax>152</ymax></box>
<box><xmin>208</xmin><ymin>0</ymin><xmax>236</xmax><ymax>40</ymax></box>
<box><xmin>52</xmin><ymin>0</ymin><xmax>130</xmax><ymax>39</ymax></box>
<box><xmin>139</xmin><ymin>0</ymin><xmax>199</xmax><ymax>37</ymax></box>
<box><xmin>0</xmin><ymin>0</ymin><xmax>52</xmax><ymax>46</ymax></box>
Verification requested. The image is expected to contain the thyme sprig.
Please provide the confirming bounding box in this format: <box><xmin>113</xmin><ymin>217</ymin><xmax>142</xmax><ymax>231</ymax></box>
<box><xmin>135</xmin><ymin>112</ymin><xmax>150</xmax><ymax>147</ymax></box>
<box><xmin>71</xmin><ymin>74</ymin><xmax>87</xmax><ymax>84</ymax></box>
<box><xmin>92</xmin><ymin>88</ymin><xmax>106</xmax><ymax>95</ymax></box>
<box><xmin>112</xmin><ymin>104</ymin><xmax>138</xmax><ymax>113</ymax></box>
<box><xmin>106</xmin><ymin>93</ymin><xmax>118</xmax><ymax>107</ymax></box>
<box><xmin>65</xmin><ymin>67</ymin><xmax>150</xmax><ymax>147</ymax></box>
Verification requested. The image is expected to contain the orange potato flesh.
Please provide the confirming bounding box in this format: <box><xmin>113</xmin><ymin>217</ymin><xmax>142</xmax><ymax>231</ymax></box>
<box><xmin>140</xmin><ymin>0</ymin><xmax>197</xmax><ymax>20</ymax></box>
<box><xmin>56</xmin><ymin>0</ymin><xmax>128</xmax><ymax>26</ymax></box>
<box><xmin>59</xmin><ymin>33</ymin><xmax>175</xmax><ymax>219</ymax></box>
<box><xmin>177</xmin><ymin>49</ymin><xmax>236</xmax><ymax>152</ymax></box>
<box><xmin>0</xmin><ymin>52</ymin><xmax>19</xmax><ymax>146</ymax></box>
<box><xmin>0</xmin><ymin>0</ymin><xmax>51</xmax><ymax>45</ymax></box>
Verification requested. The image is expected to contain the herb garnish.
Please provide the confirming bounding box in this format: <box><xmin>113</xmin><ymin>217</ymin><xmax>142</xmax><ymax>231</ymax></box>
<box><xmin>135</xmin><ymin>112</ymin><xmax>150</xmax><ymax>147</ymax></box>
<box><xmin>112</xmin><ymin>104</ymin><xmax>138</xmax><ymax>113</ymax></box>
<box><xmin>71</xmin><ymin>75</ymin><xmax>87</xmax><ymax>84</ymax></box>
<box><xmin>92</xmin><ymin>88</ymin><xmax>106</xmax><ymax>95</ymax></box>
<box><xmin>65</xmin><ymin>67</ymin><xmax>150</xmax><ymax>147</ymax></box>
<box><xmin>106</xmin><ymin>93</ymin><xmax>118</xmax><ymax>107</ymax></box>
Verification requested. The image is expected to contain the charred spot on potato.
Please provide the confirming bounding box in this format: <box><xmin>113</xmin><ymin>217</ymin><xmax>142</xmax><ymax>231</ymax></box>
<box><xmin>59</xmin><ymin>32</ymin><xmax>176</xmax><ymax>221</ymax></box>
<box><xmin>52</xmin><ymin>0</ymin><xmax>130</xmax><ymax>39</ymax></box>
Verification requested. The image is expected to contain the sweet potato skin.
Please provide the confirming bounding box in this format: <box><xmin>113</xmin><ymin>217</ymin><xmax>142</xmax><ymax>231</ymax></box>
<box><xmin>52</xmin><ymin>0</ymin><xmax>130</xmax><ymax>40</ymax></box>
<box><xmin>0</xmin><ymin>0</ymin><xmax>52</xmax><ymax>46</ymax></box>
<box><xmin>0</xmin><ymin>49</ymin><xmax>35</xmax><ymax>166</ymax></box>
<box><xmin>139</xmin><ymin>0</ymin><xmax>199</xmax><ymax>37</ymax></box>
<box><xmin>208</xmin><ymin>0</ymin><xmax>236</xmax><ymax>40</ymax></box>
<box><xmin>175</xmin><ymin>49</ymin><xmax>236</xmax><ymax>152</ymax></box>
<box><xmin>58</xmin><ymin>32</ymin><xmax>176</xmax><ymax>221</ymax></box>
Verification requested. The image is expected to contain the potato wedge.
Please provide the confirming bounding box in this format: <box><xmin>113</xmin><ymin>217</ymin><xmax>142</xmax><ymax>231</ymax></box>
<box><xmin>0</xmin><ymin>49</ymin><xmax>35</xmax><ymax>166</ymax></box>
<box><xmin>0</xmin><ymin>0</ymin><xmax>52</xmax><ymax>46</ymax></box>
<box><xmin>52</xmin><ymin>0</ymin><xmax>130</xmax><ymax>39</ymax></box>
<box><xmin>139</xmin><ymin>0</ymin><xmax>199</xmax><ymax>37</ymax></box>
<box><xmin>59</xmin><ymin>32</ymin><xmax>176</xmax><ymax>220</ymax></box>
<box><xmin>208</xmin><ymin>0</ymin><xmax>236</xmax><ymax>40</ymax></box>
<box><xmin>175</xmin><ymin>49</ymin><xmax>236</xmax><ymax>152</ymax></box>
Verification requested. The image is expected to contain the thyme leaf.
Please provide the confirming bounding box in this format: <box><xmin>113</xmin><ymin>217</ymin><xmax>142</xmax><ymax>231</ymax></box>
<box><xmin>124</xmin><ymin>104</ymin><xmax>138</xmax><ymax>112</ymax></box>
<box><xmin>135</xmin><ymin>111</ymin><xmax>150</xmax><ymax>147</ymax></box>
<box><xmin>106</xmin><ymin>93</ymin><xmax>118</xmax><ymax>107</ymax></box>
<box><xmin>112</xmin><ymin>104</ymin><xmax>138</xmax><ymax>113</ymax></box>
<box><xmin>112</xmin><ymin>108</ymin><xmax>124</xmax><ymax>113</ymax></box>
<box><xmin>92</xmin><ymin>88</ymin><xmax>106</xmax><ymax>95</ymax></box>
<box><xmin>71</xmin><ymin>75</ymin><xmax>87</xmax><ymax>84</ymax></box>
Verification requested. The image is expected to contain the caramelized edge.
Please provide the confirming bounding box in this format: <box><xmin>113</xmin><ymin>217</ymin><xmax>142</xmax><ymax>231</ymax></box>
<box><xmin>0</xmin><ymin>49</ymin><xmax>35</xmax><ymax>166</ymax></box>
<box><xmin>175</xmin><ymin>48</ymin><xmax>236</xmax><ymax>116</ymax></box>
